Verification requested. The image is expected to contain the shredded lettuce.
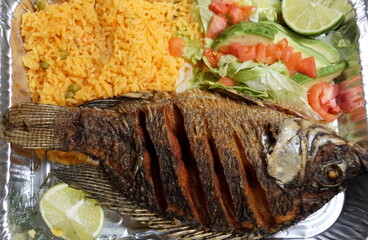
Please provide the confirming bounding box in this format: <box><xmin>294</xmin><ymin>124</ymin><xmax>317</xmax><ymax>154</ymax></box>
<box><xmin>197</xmin><ymin>69</ymin><xmax>269</xmax><ymax>98</ymax></box>
<box><xmin>255</xmin><ymin>0</ymin><xmax>281</xmax><ymax>22</ymax></box>
<box><xmin>203</xmin><ymin>54</ymin><xmax>236</xmax><ymax>77</ymax></box>
<box><xmin>241</xmin><ymin>0</ymin><xmax>281</xmax><ymax>22</ymax></box>
<box><xmin>173</xmin><ymin>28</ymin><xmax>204</xmax><ymax>64</ymax></box>
<box><xmin>197</xmin><ymin>59</ymin><xmax>321</xmax><ymax>119</ymax></box>
<box><xmin>182</xmin><ymin>39</ymin><xmax>204</xmax><ymax>64</ymax></box>
<box><xmin>206</xmin><ymin>54</ymin><xmax>288</xmax><ymax>78</ymax></box>
<box><xmin>176</xmin><ymin>64</ymin><xmax>201</xmax><ymax>92</ymax></box>
<box><xmin>202</xmin><ymin>81</ymin><xmax>269</xmax><ymax>98</ymax></box>
<box><xmin>236</xmin><ymin>64</ymin><xmax>321</xmax><ymax>119</ymax></box>
<box><xmin>196</xmin><ymin>0</ymin><xmax>213</xmax><ymax>33</ymax></box>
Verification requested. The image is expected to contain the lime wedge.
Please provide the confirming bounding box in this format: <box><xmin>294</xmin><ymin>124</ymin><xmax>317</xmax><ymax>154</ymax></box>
<box><xmin>281</xmin><ymin>0</ymin><xmax>344</xmax><ymax>36</ymax></box>
<box><xmin>39</xmin><ymin>183</ymin><xmax>105</xmax><ymax>240</ymax></box>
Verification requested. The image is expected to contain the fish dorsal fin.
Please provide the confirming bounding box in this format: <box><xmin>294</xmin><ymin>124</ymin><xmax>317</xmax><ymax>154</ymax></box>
<box><xmin>80</xmin><ymin>92</ymin><xmax>153</xmax><ymax>109</ymax></box>
<box><xmin>212</xmin><ymin>88</ymin><xmax>310</xmax><ymax>119</ymax></box>
<box><xmin>51</xmin><ymin>164</ymin><xmax>257</xmax><ymax>239</ymax></box>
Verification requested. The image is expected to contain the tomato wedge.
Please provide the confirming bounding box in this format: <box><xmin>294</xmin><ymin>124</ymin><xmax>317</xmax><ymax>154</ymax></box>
<box><xmin>296</xmin><ymin>57</ymin><xmax>317</xmax><ymax>78</ymax></box>
<box><xmin>229</xmin><ymin>42</ymin><xmax>241</xmax><ymax>57</ymax></box>
<box><xmin>238</xmin><ymin>45</ymin><xmax>256</xmax><ymax>62</ymax></box>
<box><xmin>206</xmin><ymin>15</ymin><xmax>228</xmax><ymax>39</ymax></box>
<box><xmin>204</xmin><ymin>48</ymin><xmax>223</xmax><ymax>68</ymax></box>
<box><xmin>266</xmin><ymin>43</ymin><xmax>277</xmax><ymax>56</ymax></box>
<box><xmin>169</xmin><ymin>37</ymin><xmax>186</xmax><ymax>57</ymax></box>
<box><xmin>307</xmin><ymin>82</ymin><xmax>342</xmax><ymax>122</ymax></box>
<box><xmin>281</xmin><ymin>46</ymin><xmax>294</xmax><ymax>63</ymax></box>
<box><xmin>288</xmin><ymin>69</ymin><xmax>297</xmax><ymax>76</ymax></box>
<box><xmin>229</xmin><ymin>6</ymin><xmax>253</xmax><ymax>24</ymax></box>
<box><xmin>209</xmin><ymin>0</ymin><xmax>234</xmax><ymax>15</ymax></box>
<box><xmin>263</xmin><ymin>43</ymin><xmax>277</xmax><ymax>64</ymax></box>
<box><xmin>219</xmin><ymin>45</ymin><xmax>230</xmax><ymax>54</ymax></box>
<box><xmin>277</xmin><ymin>38</ymin><xmax>288</xmax><ymax>50</ymax></box>
<box><xmin>286</xmin><ymin>51</ymin><xmax>302</xmax><ymax>70</ymax></box>
<box><xmin>222</xmin><ymin>38</ymin><xmax>317</xmax><ymax>80</ymax></box>
<box><xmin>239</xmin><ymin>6</ymin><xmax>254</xmax><ymax>16</ymax></box>
<box><xmin>218</xmin><ymin>77</ymin><xmax>236</xmax><ymax>86</ymax></box>
<box><xmin>255</xmin><ymin>43</ymin><xmax>267</xmax><ymax>63</ymax></box>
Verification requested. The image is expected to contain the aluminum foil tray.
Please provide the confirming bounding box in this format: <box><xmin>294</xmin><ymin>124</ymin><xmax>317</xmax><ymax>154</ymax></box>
<box><xmin>1</xmin><ymin>0</ymin><xmax>368</xmax><ymax>239</ymax></box>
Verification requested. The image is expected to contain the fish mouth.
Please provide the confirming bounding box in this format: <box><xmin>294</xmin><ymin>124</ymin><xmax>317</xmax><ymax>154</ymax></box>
<box><xmin>350</xmin><ymin>141</ymin><xmax>368</xmax><ymax>172</ymax></box>
<box><xmin>314</xmin><ymin>141</ymin><xmax>368</xmax><ymax>188</ymax></box>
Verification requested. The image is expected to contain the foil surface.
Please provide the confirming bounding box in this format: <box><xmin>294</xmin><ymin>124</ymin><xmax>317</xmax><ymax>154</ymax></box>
<box><xmin>0</xmin><ymin>0</ymin><xmax>368</xmax><ymax>239</ymax></box>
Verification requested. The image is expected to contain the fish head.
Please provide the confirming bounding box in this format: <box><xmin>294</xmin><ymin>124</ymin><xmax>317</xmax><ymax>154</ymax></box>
<box><xmin>308</xmin><ymin>138</ymin><xmax>368</xmax><ymax>188</ymax></box>
<box><xmin>267</xmin><ymin>118</ymin><xmax>368</xmax><ymax>190</ymax></box>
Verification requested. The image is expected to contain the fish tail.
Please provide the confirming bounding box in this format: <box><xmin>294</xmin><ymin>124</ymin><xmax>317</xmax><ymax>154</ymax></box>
<box><xmin>1</xmin><ymin>103</ymin><xmax>70</xmax><ymax>150</ymax></box>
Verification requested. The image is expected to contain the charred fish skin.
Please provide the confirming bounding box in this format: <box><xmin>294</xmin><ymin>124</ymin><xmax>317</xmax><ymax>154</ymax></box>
<box><xmin>1</xmin><ymin>89</ymin><xmax>368</xmax><ymax>238</ymax></box>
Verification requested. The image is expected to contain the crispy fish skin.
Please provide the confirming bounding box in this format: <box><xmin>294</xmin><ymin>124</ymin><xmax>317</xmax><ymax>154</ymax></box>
<box><xmin>1</xmin><ymin>89</ymin><xmax>368</xmax><ymax>238</ymax></box>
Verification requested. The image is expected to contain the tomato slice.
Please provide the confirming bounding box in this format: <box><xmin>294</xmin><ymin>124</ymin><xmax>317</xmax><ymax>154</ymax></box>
<box><xmin>218</xmin><ymin>77</ymin><xmax>236</xmax><ymax>86</ymax></box>
<box><xmin>206</xmin><ymin>15</ymin><xmax>228</xmax><ymax>39</ymax></box>
<box><xmin>229</xmin><ymin>42</ymin><xmax>241</xmax><ymax>57</ymax></box>
<box><xmin>204</xmin><ymin>48</ymin><xmax>223</xmax><ymax>68</ymax></box>
<box><xmin>296</xmin><ymin>57</ymin><xmax>317</xmax><ymax>78</ymax></box>
<box><xmin>255</xmin><ymin>43</ymin><xmax>267</xmax><ymax>63</ymax></box>
<box><xmin>238</xmin><ymin>45</ymin><xmax>256</xmax><ymax>62</ymax></box>
<box><xmin>209</xmin><ymin>0</ymin><xmax>234</xmax><ymax>15</ymax></box>
<box><xmin>339</xmin><ymin>85</ymin><xmax>365</xmax><ymax>113</ymax></box>
<box><xmin>349</xmin><ymin>109</ymin><xmax>367</xmax><ymax>122</ymax></box>
<box><xmin>169</xmin><ymin>37</ymin><xmax>186</xmax><ymax>57</ymax></box>
<box><xmin>307</xmin><ymin>82</ymin><xmax>341</xmax><ymax>122</ymax></box>
<box><xmin>320</xmin><ymin>84</ymin><xmax>340</xmax><ymax>114</ymax></box>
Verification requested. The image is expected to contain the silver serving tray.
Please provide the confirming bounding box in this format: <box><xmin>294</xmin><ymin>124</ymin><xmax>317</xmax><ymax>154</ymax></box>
<box><xmin>0</xmin><ymin>0</ymin><xmax>368</xmax><ymax>239</ymax></box>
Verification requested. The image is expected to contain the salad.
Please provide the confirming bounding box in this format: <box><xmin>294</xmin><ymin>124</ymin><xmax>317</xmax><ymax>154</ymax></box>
<box><xmin>171</xmin><ymin>0</ymin><xmax>362</xmax><ymax>123</ymax></box>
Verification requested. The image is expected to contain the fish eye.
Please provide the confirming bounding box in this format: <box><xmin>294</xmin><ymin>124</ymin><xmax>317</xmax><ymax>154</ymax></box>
<box><xmin>320</xmin><ymin>164</ymin><xmax>344</xmax><ymax>187</ymax></box>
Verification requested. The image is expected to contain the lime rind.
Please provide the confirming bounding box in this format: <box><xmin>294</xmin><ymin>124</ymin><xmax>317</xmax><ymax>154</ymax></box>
<box><xmin>282</xmin><ymin>0</ymin><xmax>344</xmax><ymax>36</ymax></box>
<box><xmin>39</xmin><ymin>183</ymin><xmax>105</xmax><ymax>240</ymax></box>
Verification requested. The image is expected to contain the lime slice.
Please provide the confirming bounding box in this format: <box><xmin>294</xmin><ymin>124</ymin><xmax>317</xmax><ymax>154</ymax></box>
<box><xmin>281</xmin><ymin>0</ymin><xmax>344</xmax><ymax>36</ymax></box>
<box><xmin>39</xmin><ymin>183</ymin><xmax>105</xmax><ymax>240</ymax></box>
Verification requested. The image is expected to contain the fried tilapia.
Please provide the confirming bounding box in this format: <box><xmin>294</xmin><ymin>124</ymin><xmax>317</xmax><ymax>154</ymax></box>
<box><xmin>1</xmin><ymin>89</ymin><xmax>367</xmax><ymax>239</ymax></box>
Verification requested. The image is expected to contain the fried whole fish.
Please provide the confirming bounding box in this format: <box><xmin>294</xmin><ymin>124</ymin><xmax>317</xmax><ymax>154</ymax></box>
<box><xmin>1</xmin><ymin>89</ymin><xmax>367</xmax><ymax>239</ymax></box>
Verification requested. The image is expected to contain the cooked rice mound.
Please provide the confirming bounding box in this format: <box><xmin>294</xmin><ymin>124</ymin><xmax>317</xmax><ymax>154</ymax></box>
<box><xmin>21</xmin><ymin>0</ymin><xmax>202</xmax><ymax>106</ymax></box>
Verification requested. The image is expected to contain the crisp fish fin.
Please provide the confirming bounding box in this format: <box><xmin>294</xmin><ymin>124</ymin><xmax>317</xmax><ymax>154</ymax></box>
<box><xmin>51</xmin><ymin>165</ymin><xmax>259</xmax><ymax>239</ymax></box>
<box><xmin>80</xmin><ymin>92</ymin><xmax>153</xmax><ymax>109</ymax></box>
<box><xmin>1</xmin><ymin>103</ymin><xmax>66</xmax><ymax>149</ymax></box>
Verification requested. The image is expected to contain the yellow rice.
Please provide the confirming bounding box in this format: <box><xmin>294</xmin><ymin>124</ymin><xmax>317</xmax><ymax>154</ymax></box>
<box><xmin>22</xmin><ymin>0</ymin><xmax>202</xmax><ymax>164</ymax></box>
<box><xmin>21</xmin><ymin>0</ymin><xmax>202</xmax><ymax>106</ymax></box>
